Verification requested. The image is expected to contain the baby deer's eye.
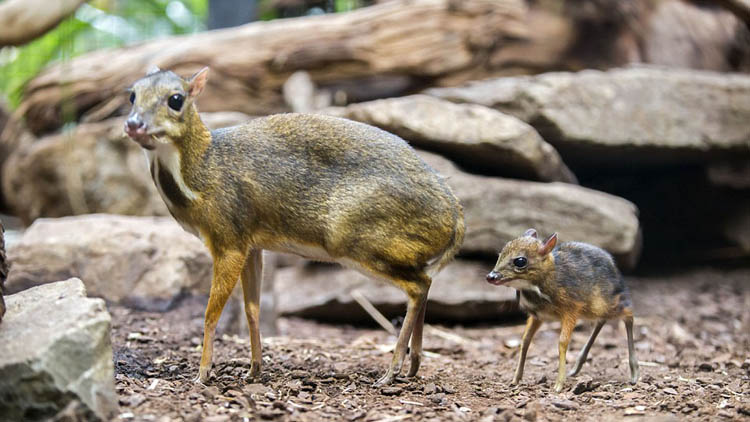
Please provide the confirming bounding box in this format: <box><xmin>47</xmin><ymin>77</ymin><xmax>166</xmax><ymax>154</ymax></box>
<box><xmin>168</xmin><ymin>94</ymin><xmax>184</xmax><ymax>111</ymax></box>
<box><xmin>513</xmin><ymin>256</ymin><xmax>528</xmax><ymax>269</ymax></box>
<box><xmin>129</xmin><ymin>92</ymin><xmax>135</xmax><ymax>104</ymax></box>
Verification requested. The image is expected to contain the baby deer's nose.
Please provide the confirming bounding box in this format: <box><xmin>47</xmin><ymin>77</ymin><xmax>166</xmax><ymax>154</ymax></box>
<box><xmin>486</xmin><ymin>271</ymin><xmax>499</xmax><ymax>282</ymax></box>
<box><xmin>126</xmin><ymin>117</ymin><xmax>145</xmax><ymax>131</ymax></box>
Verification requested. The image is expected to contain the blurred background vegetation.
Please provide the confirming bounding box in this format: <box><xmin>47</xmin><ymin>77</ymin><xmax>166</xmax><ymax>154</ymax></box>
<box><xmin>0</xmin><ymin>0</ymin><xmax>371</xmax><ymax>107</ymax></box>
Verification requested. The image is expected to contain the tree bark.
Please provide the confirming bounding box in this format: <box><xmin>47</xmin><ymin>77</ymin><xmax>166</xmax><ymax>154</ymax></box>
<box><xmin>16</xmin><ymin>0</ymin><xmax>561</xmax><ymax>136</ymax></box>
<box><xmin>0</xmin><ymin>0</ymin><xmax>87</xmax><ymax>47</ymax></box>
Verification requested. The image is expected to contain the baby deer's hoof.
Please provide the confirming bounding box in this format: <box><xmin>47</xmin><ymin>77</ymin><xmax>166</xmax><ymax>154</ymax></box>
<box><xmin>553</xmin><ymin>382</ymin><xmax>565</xmax><ymax>393</ymax></box>
<box><xmin>247</xmin><ymin>362</ymin><xmax>261</xmax><ymax>379</ymax></box>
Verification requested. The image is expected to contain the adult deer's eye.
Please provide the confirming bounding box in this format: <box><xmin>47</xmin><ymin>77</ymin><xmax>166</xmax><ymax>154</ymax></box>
<box><xmin>129</xmin><ymin>92</ymin><xmax>135</xmax><ymax>104</ymax></box>
<box><xmin>168</xmin><ymin>94</ymin><xmax>184</xmax><ymax>111</ymax></box>
<box><xmin>513</xmin><ymin>257</ymin><xmax>528</xmax><ymax>269</ymax></box>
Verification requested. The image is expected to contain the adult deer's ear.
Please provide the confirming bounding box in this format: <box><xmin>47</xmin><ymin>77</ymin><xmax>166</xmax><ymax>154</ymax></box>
<box><xmin>523</xmin><ymin>228</ymin><xmax>538</xmax><ymax>239</ymax></box>
<box><xmin>538</xmin><ymin>233</ymin><xmax>557</xmax><ymax>255</ymax></box>
<box><xmin>188</xmin><ymin>67</ymin><xmax>210</xmax><ymax>98</ymax></box>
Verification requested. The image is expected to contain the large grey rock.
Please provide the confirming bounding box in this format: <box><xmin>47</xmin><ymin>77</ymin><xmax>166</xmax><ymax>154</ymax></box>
<box><xmin>276</xmin><ymin>259</ymin><xmax>516</xmax><ymax>322</ymax></box>
<box><xmin>417</xmin><ymin>151</ymin><xmax>641</xmax><ymax>268</ymax></box>
<box><xmin>427</xmin><ymin>67</ymin><xmax>750</xmax><ymax>166</ymax></box>
<box><xmin>6</xmin><ymin>214</ymin><xmax>212</xmax><ymax>311</ymax></box>
<box><xmin>2</xmin><ymin>112</ymin><xmax>254</xmax><ymax>225</ymax></box>
<box><xmin>323</xmin><ymin>95</ymin><xmax>576</xmax><ymax>183</ymax></box>
<box><xmin>0</xmin><ymin>278</ymin><xmax>117</xmax><ymax>421</ymax></box>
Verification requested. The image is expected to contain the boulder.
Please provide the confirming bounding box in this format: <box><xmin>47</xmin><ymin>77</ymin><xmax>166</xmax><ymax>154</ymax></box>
<box><xmin>2</xmin><ymin>111</ymin><xmax>254</xmax><ymax>225</ymax></box>
<box><xmin>0</xmin><ymin>278</ymin><xmax>117</xmax><ymax>421</ymax></box>
<box><xmin>276</xmin><ymin>259</ymin><xmax>517</xmax><ymax>323</ymax></box>
<box><xmin>417</xmin><ymin>151</ymin><xmax>641</xmax><ymax>268</ymax></box>
<box><xmin>426</xmin><ymin>67</ymin><xmax>750</xmax><ymax>167</ymax></box>
<box><xmin>5</xmin><ymin>214</ymin><xmax>212</xmax><ymax>311</ymax></box>
<box><xmin>322</xmin><ymin>95</ymin><xmax>576</xmax><ymax>183</ymax></box>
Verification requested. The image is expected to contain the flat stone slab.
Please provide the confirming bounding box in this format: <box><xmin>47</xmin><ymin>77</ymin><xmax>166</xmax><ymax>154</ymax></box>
<box><xmin>427</xmin><ymin>66</ymin><xmax>750</xmax><ymax>166</ymax></box>
<box><xmin>417</xmin><ymin>151</ymin><xmax>641</xmax><ymax>269</ymax></box>
<box><xmin>275</xmin><ymin>259</ymin><xmax>517</xmax><ymax>323</ymax></box>
<box><xmin>6</xmin><ymin>214</ymin><xmax>212</xmax><ymax>311</ymax></box>
<box><xmin>323</xmin><ymin>95</ymin><xmax>576</xmax><ymax>182</ymax></box>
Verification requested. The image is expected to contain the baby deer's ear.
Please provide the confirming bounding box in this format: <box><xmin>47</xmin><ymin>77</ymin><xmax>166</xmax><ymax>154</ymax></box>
<box><xmin>524</xmin><ymin>228</ymin><xmax>538</xmax><ymax>238</ymax></box>
<box><xmin>538</xmin><ymin>233</ymin><xmax>557</xmax><ymax>255</ymax></box>
<box><xmin>188</xmin><ymin>67</ymin><xmax>210</xmax><ymax>98</ymax></box>
<box><xmin>146</xmin><ymin>65</ymin><xmax>161</xmax><ymax>75</ymax></box>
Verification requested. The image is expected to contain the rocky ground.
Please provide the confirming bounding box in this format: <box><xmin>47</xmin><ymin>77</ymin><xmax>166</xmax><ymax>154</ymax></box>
<box><xmin>110</xmin><ymin>266</ymin><xmax>749</xmax><ymax>422</ymax></box>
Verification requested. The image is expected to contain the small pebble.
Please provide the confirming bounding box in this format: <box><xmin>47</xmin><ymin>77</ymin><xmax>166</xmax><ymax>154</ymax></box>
<box><xmin>550</xmin><ymin>399</ymin><xmax>579</xmax><ymax>410</ymax></box>
<box><xmin>423</xmin><ymin>382</ymin><xmax>437</xmax><ymax>395</ymax></box>
<box><xmin>381</xmin><ymin>386</ymin><xmax>403</xmax><ymax>396</ymax></box>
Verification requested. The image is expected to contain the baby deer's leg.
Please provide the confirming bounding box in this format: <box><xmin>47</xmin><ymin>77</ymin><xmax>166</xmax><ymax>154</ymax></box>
<box><xmin>407</xmin><ymin>300</ymin><xmax>428</xmax><ymax>377</ymax></box>
<box><xmin>624</xmin><ymin>315</ymin><xmax>639</xmax><ymax>384</ymax></box>
<box><xmin>569</xmin><ymin>320</ymin><xmax>606</xmax><ymax>377</ymax></box>
<box><xmin>375</xmin><ymin>277</ymin><xmax>430</xmax><ymax>387</ymax></box>
<box><xmin>241</xmin><ymin>249</ymin><xmax>263</xmax><ymax>379</ymax></box>
<box><xmin>512</xmin><ymin>315</ymin><xmax>542</xmax><ymax>385</ymax></box>
<box><xmin>555</xmin><ymin>315</ymin><xmax>577</xmax><ymax>393</ymax></box>
<box><xmin>197</xmin><ymin>250</ymin><xmax>245</xmax><ymax>383</ymax></box>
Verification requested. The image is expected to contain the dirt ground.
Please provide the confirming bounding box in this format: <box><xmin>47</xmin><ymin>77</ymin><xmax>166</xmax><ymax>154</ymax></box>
<box><xmin>110</xmin><ymin>266</ymin><xmax>750</xmax><ymax>422</ymax></box>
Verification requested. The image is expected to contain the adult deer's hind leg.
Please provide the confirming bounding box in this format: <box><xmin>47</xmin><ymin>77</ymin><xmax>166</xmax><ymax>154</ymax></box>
<box><xmin>407</xmin><ymin>300</ymin><xmax>428</xmax><ymax>377</ymax></box>
<box><xmin>374</xmin><ymin>273</ymin><xmax>430</xmax><ymax>387</ymax></box>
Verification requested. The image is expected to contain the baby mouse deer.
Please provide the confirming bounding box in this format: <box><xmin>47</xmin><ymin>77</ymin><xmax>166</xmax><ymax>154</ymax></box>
<box><xmin>123</xmin><ymin>67</ymin><xmax>464</xmax><ymax>386</ymax></box>
<box><xmin>486</xmin><ymin>229</ymin><xmax>639</xmax><ymax>393</ymax></box>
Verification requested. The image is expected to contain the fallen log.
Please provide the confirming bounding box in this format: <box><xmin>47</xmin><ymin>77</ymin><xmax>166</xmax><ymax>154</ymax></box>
<box><xmin>0</xmin><ymin>0</ymin><xmax>86</xmax><ymax>47</ymax></box>
<box><xmin>15</xmin><ymin>0</ymin><xmax>554</xmax><ymax>136</ymax></box>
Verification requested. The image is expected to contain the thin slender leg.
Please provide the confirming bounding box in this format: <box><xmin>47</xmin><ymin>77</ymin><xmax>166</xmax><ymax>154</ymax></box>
<box><xmin>624</xmin><ymin>315</ymin><xmax>639</xmax><ymax>384</ymax></box>
<box><xmin>241</xmin><ymin>249</ymin><xmax>263</xmax><ymax>379</ymax></box>
<box><xmin>196</xmin><ymin>250</ymin><xmax>245</xmax><ymax>383</ymax></box>
<box><xmin>568</xmin><ymin>320</ymin><xmax>606</xmax><ymax>377</ymax></box>
<box><xmin>259</xmin><ymin>252</ymin><xmax>278</xmax><ymax>336</ymax></box>
<box><xmin>554</xmin><ymin>315</ymin><xmax>577</xmax><ymax>393</ymax></box>
<box><xmin>407</xmin><ymin>300</ymin><xmax>428</xmax><ymax>377</ymax></box>
<box><xmin>374</xmin><ymin>279</ymin><xmax>430</xmax><ymax>387</ymax></box>
<box><xmin>512</xmin><ymin>315</ymin><xmax>542</xmax><ymax>385</ymax></box>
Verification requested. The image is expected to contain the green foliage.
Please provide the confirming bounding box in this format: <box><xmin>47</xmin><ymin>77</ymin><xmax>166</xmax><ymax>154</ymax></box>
<box><xmin>0</xmin><ymin>0</ymin><xmax>208</xmax><ymax>108</ymax></box>
<box><xmin>0</xmin><ymin>0</ymin><xmax>371</xmax><ymax>108</ymax></box>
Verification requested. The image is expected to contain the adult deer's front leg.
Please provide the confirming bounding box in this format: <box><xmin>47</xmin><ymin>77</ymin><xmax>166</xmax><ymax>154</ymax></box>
<box><xmin>241</xmin><ymin>249</ymin><xmax>263</xmax><ymax>379</ymax></box>
<box><xmin>196</xmin><ymin>249</ymin><xmax>245</xmax><ymax>383</ymax></box>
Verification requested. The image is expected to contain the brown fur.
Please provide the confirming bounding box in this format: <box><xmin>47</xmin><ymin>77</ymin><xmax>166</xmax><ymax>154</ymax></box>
<box><xmin>125</xmin><ymin>68</ymin><xmax>465</xmax><ymax>386</ymax></box>
<box><xmin>487</xmin><ymin>229</ymin><xmax>639</xmax><ymax>392</ymax></box>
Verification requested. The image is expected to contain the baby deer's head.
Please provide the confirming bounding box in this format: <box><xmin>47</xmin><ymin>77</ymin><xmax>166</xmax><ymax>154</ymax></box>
<box><xmin>486</xmin><ymin>229</ymin><xmax>557</xmax><ymax>290</ymax></box>
<box><xmin>124</xmin><ymin>66</ymin><xmax>209</xmax><ymax>150</ymax></box>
